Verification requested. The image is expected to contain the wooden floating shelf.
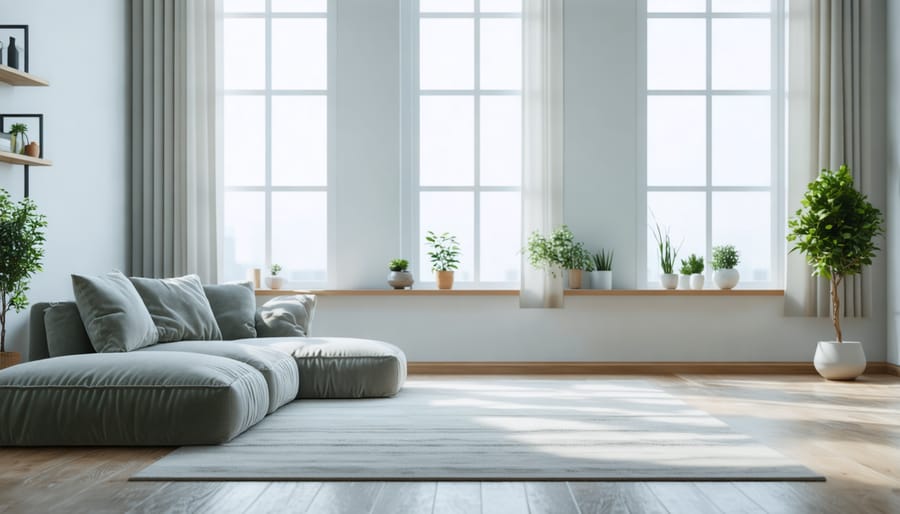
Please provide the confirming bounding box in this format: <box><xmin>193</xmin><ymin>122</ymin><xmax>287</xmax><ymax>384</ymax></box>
<box><xmin>0</xmin><ymin>65</ymin><xmax>49</xmax><ymax>86</ymax></box>
<box><xmin>0</xmin><ymin>150</ymin><xmax>52</xmax><ymax>166</ymax></box>
<box><xmin>254</xmin><ymin>289</ymin><xmax>784</xmax><ymax>297</ymax></box>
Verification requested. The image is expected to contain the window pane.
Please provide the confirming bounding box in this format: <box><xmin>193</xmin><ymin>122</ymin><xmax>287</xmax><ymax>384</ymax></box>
<box><xmin>647</xmin><ymin>0</ymin><xmax>705</xmax><ymax>12</ymax></box>
<box><xmin>420</xmin><ymin>0</ymin><xmax>474</xmax><ymax>12</ymax></box>
<box><xmin>480</xmin><ymin>192</ymin><xmax>521</xmax><ymax>282</ymax></box>
<box><xmin>647</xmin><ymin>192</ymin><xmax>706</xmax><ymax>282</ymax></box>
<box><xmin>480</xmin><ymin>19</ymin><xmax>521</xmax><ymax>90</ymax></box>
<box><xmin>647</xmin><ymin>96</ymin><xmax>706</xmax><ymax>186</ymax></box>
<box><xmin>480</xmin><ymin>96</ymin><xmax>521</xmax><ymax>187</ymax></box>
<box><xmin>713</xmin><ymin>192</ymin><xmax>770</xmax><ymax>282</ymax></box>
<box><xmin>420</xmin><ymin>19</ymin><xmax>474</xmax><ymax>90</ymax></box>
<box><xmin>224</xmin><ymin>0</ymin><xmax>264</xmax><ymax>12</ymax></box>
<box><xmin>225</xmin><ymin>96</ymin><xmax>265</xmax><ymax>186</ymax></box>
<box><xmin>272</xmin><ymin>96</ymin><xmax>327</xmax><ymax>186</ymax></box>
<box><xmin>712</xmin><ymin>96</ymin><xmax>770</xmax><ymax>186</ymax></box>
<box><xmin>420</xmin><ymin>192</ymin><xmax>474</xmax><ymax>282</ymax></box>
<box><xmin>420</xmin><ymin>96</ymin><xmax>474</xmax><ymax>186</ymax></box>
<box><xmin>712</xmin><ymin>19</ymin><xmax>770</xmax><ymax>90</ymax></box>
<box><xmin>224</xmin><ymin>19</ymin><xmax>265</xmax><ymax>90</ymax></box>
<box><xmin>712</xmin><ymin>0</ymin><xmax>770</xmax><ymax>12</ymax></box>
<box><xmin>272</xmin><ymin>192</ymin><xmax>327</xmax><ymax>282</ymax></box>
<box><xmin>272</xmin><ymin>19</ymin><xmax>327</xmax><ymax>90</ymax></box>
<box><xmin>272</xmin><ymin>0</ymin><xmax>327</xmax><ymax>12</ymax></box>
<box><xmin>481</xmin><ymin>0</ymin><xmax>521</xmax><ymax>13</ymax></box>
<box><xmin>647</xmin><ymin>19</ymin><xmax>705</xmax><ymax>90</ymax></box>
<box><xmin>223</xmin><ymin>192</ymin><xmax>265</xmax><ymax>282</ymax></box>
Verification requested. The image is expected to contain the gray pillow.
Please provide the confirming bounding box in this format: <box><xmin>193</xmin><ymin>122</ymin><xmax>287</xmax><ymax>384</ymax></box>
<box><xmin>72</xmin><ymin>271</ymin><xmax>160</xmax><ymax>353</ymax></box>
<box><xmin>129</xmin><ymin>274</ymin><xmax>223</xmax><ymax>342</ymax></box>
<box><xmin>255</xmin><ymin>295</ymin><xmax>317</xmax><ymax>338</ymax></box>
<box><xmin>203</xmin><ymin>281</ymin><xmax>257</xmax><ymax>340</ymax></box>
<box><xmin>44</xmin><ymin>303</ymin><xmax>95</xmax><ymax>357</ymax></box>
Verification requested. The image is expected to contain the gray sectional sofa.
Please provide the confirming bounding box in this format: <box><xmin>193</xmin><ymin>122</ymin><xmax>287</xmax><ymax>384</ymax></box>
<box><xmin>0</xmin><ymin>273</ymin><xmax>407</xmax><ymax>447</ymax></box>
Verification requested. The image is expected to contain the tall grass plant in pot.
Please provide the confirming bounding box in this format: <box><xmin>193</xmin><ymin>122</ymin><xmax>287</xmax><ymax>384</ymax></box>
<box><xmin>651</xmin><ymin>223</ymin><xmax>679</xmax><ymax>289</ymax></box>
<box><xmin>590</xmin><ymin>249</ymin><xmax>613</xmax><ymax>290</ymax></box>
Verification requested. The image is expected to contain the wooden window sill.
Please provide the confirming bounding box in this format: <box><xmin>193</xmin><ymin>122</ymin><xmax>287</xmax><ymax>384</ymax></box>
<box><xmin>254</xmin><ymin>289</ymin><xmax>784</xmax><ymax>297</ymax></box>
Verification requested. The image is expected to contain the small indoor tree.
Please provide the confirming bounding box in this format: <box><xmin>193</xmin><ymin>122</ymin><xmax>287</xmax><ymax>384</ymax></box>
<box><xmin>787</xmin><ymin>165</ymin><xmax>884</xmax><ymax>343</ymax></box>
<box><xmin>0</xmin><ymin>189</ymin><xmax>47</xmax><ymax>353</ymax></box>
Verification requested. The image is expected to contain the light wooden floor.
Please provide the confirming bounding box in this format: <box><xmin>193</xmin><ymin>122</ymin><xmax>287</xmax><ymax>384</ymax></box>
<box><xmin>1</xmin><ymin>374</ymin><xmax>899</xmax><ymax>514</ymax></box>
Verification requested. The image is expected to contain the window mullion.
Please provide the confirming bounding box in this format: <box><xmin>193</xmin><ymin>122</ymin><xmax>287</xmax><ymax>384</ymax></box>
<box><xmin>473</xmin><ymin>5</ymin><xmax>481</xmax><ymax>284</ymax></box>
<box><xmin>705</xmin><ymin>3</ymin><xmax>713</xmax><ymax>276</ymax></box>
<box><xmin>264</xmin><ymin>0</ymin><xmax>273</xmax><ymax>273</ymax></box>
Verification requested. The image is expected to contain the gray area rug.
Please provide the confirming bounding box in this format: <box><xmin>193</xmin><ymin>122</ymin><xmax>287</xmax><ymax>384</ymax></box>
<box><xmin>132</xmin><ymin>379</ymin><xmax>823</xmax><ymax>481</ymax></box>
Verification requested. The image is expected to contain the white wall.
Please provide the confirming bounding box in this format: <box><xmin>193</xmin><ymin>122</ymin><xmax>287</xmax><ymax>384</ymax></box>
<box><xmin>0</xmin><ymin>0</ymin><xmax>130</xmax><ymax>357</ymax></box>
<box><xmin>887</xmin><ymin>0</ymin><xmax>900</xmax><ymax>366</ymax></box>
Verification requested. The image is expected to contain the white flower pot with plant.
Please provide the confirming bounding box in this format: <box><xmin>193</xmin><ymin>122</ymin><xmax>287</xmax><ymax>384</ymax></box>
<box><xmin>787</xmin><ymin>165</ymin><xmax>884</xmax><ymax>380</ymax></box>
<box><xmin>265</xmin><ymin>264</ymin><xmax>286</xmax><ymax>289</ymax></box>
<box><xmin>426</xmin><ymin>231</ymin><xmax>460</xmax><ymax>290</ymax></box>
<box><xmin>651</xmin><ymin>222</ymin><xmax>679</xmax><ymax>289</ymax></box>
<box><xmin>590</xmin><ymin>249</ymin><xmax>613</xmax><ymax>290</ymax></box>
<box><xmin>681</xmin><ymin>253</ymin><xmax>705</xmax><ymax>290</ymax></box>
<box><xmin>526</xmin><ymin>225</ymin><xmax>590</xmax><ymax>289</ymax></box>
<box><xmin>712</xmin><ymin>245</ymin><xmax>740</xmax><ymax>289</ymax></box>
<box><xmin>387</xmin><ymin>258</ymin><xmax>414</xmax><ymax>289</ymax></box>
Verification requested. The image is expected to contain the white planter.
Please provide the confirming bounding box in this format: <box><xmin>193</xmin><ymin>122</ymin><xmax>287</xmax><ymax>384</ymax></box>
<box><xmin>677</xmin><ymin>274</ymin><xmax>691</xmax><ymax>290</ymax></box>
<box><xmin>591</xmin><ymin>270</ymin><xmax>612</xmax><ymax>290</ymax></box>
<box><xmin>659</xmin><ymin>273</ymin><xmax>678</xmax><ymax>290</ymax></box>
<box><xmin>713</xmin><ymin>268</ymin><xmax>740</xmax><ymax>289</ymax></box>
<box><xmin>690</xmin><ymin>273</ymin><xmax>705</xmax><ymax>290</ymax></box>
<box><xmin>387</xmin><ymin>271</ymin><xmax>414</xmax><ymax>289</ymax></box>
<box><xmin>813</xmin><ymin>341</ymin><xmax>866</xmax><ymax>380</ymax></box>
<box><xmin>265</xmin><ymin>276</ymin><xmax>286</xmax><ymax>289</ymax></box>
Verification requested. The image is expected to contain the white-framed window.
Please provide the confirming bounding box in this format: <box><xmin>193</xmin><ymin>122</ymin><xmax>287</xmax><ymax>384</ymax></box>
<box><xmin>641</xmin><ymin>0</ymin><xmax>785</xmax><ymax>288</ymax></box>
<box><xmin>405</xmin><ymin>0</ymin><xmax>523</xmax><ymax>288</ymax></box>
<box><xmin>221</xmin><ymin>0</ymin><xmax>334</xmax><ymax>287</ymax></box>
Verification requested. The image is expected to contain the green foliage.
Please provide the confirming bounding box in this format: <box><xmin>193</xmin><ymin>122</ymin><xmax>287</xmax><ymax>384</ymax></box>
<box><xmin>680</xmin><ymin>253</ymin><xmax>704</xmax><ymax>275</ymax></box>
<box><xmin>651</xmin><ymin>222</ymin><xmax>679</xmax><ymax>274</ymax></box>
<box><xmin>8</xmin><ymin>123</ymin><xmax>27</xmax><ymax>136</ymax></box>
<box><xmin>0</xmin><ymin>189</ymin><xmax>47</xmax><ymax>352</ymax></box>
<box><xmin>389</xmin><ymin>258</ymin><xmax>409</xmax><ymax>272</ymax></box>
<box><xmin>526</xmin><ymin>225</ymin><xmax>591</xmax><ymax>275</ymax></box>
<box><xmin>711</xmin><ymin>245</ymin><xmax>739</xmax><ymax>270</ymax></box>
<box><xmin>8</xmin><ymin>123</ymin><xmax>29</xmax><ymax>154</ymax></box>
<box><xmin>592</xmin><ymin>249</ymin><xmax>614</xmax><ymax>271</ymax></box>
<box><xmin>425</xmin><ymin>231</ymin><xmax>460</xmax><ymax>272</ymax></box>
<box><xmin>270</xmin><ymin>263</ymin><xmax>282</xmax><ymax>276</ymax></box>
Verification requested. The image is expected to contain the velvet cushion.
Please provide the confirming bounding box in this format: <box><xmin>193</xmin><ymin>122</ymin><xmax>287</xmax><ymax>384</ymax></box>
<box><xmin>43</xmin><ymin>303</ymin><xmax>95</xmax><ymax>357</ymax></box>
<box><xmin>203</xmin><ymin>282</ymin><xmax>257</xmax><ymax>340</ymax></box>
<box><xmin>255</xmin><ymin>295</ymin><xmax>317</xmax><ymax>338</ymax></box>
<box><xmin>129</xmin><ymin>274</ymin><xmax>222</xmax><ymax>342</ymax></box>
<box><xmin>71</xmin><ymin>271</ymin><xmax>159</xmax><ymax>353</ymax></box>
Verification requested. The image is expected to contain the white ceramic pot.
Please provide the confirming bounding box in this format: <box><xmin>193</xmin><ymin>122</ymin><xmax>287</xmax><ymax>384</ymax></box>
<box><xmin>659</xmin><ymin>273</ymin><xmax>678</xmax><ymax>290</ymax></box>
<box><xmin>814</xmin><ymin>341</ymin><xmax>866</xmax><ymax>380</ymax></box>
<box><xmin>265</xmin><ymin>276</ymin><xmax>286</xmax><ymax>289</ymax></box>
<box><xmin>387</xmin><ymin>271</ymin><xmax>414</xmax><ymax>290</ymax></box>
<box><xmin>713</xmin><ymin>268</ymin><xmax>740</xmax><ymax>289</ymax></box>
<box><xmin>690</xmin><ymin>273</ymin><xmax>705</xmax><ymax>290</ymax></box>
<box><xmin>677</xmin><ymin>274</ymin><xmax>691</xmax><ymax>290</ymax></box>
<box><xmin>567</xmin><ymin>269</ymin><xmax>583</xmax><ymax>289</ymax></box>
<box><xmin>591</xmin><ymin>270</ymin><xmax>612</xmax><ymax>290</ymax></box>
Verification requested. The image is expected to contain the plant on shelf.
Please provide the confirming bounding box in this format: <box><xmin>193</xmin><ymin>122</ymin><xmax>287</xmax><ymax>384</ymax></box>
<box><xmin>426</xmin><ymin>231</ymin><xmax>460</xmax><ymax>290</ymax></box>
<box><xmin>787</xmin><ymin>164</ymin><xmax>884</xmax><ymax>380</ymax></box>
<box><xmin>711</xmin><ymin>244</ymin><xmax>740</xmax><ymax>290</ymax></box>
<box><xmin>389</xmin><ymin>259</ymin><xmax>409</xmax><ymax>272</ymax></box>
<box><xmin>651</xmin><ymin>222</ymin><xmax>679</xmax><ymax>289</ymax></box>
<box><xmin>8</xmin><ymin>123</ymin><xmax>28</xmax><ymax>155</ymax></box>
<box><xmin>590</xmin><ymin>249</ymin><xmax>614</xmax><ymax>290</ymax></box>
<box><xmin>525</xmin><ymin>225</ymin><xmax>590</xmax><ymax>289</ymax></box>
<box><xmin>265</xmin><ymin>263</ymin><xmax>286</xmax><ymax>290</ymax></box>
<box><xmin>0</xmin><ymin>189</ymin><xmax>47</xmax><ymax>369</ymax></box>
<box><xmin>387</xmin><ymin>258</ymin><xmax>414</xmax><ymax>290</ymax></box>
<box><xmin>681</xmin><ymin>253</ymin><xmax>705</xmax><ymax>290</ymax></box>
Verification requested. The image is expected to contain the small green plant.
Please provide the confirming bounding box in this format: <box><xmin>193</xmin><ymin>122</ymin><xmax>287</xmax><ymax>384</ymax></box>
<box><xmin>592</xmin><ymin>249</ymin><xmax>613</xmax><ymax>271</ymax></box>
<box><xmin>651</xmin><ymin>222</ymin><xmax>679</xmax><ymax>274</ymax></box>
<box><xmin>270</xmin><ymin>263</ymin><xmax>282</xmax><ymax>276</ymax></box>
<box><xmin>526</xmin><ymin>225</ymin><xmax>591</xmax><ymax>276</ymax></box>
<box><xmin>680</xmin><ymin>253</ymin><xmax>704</xmax><ymax>275</ymax></box>
<box><xmin>389</xmin><ymin>259</ymin><xmax>409</xmax><ymax>272</ymax></box>
<box><xmin>8</xmin><ymin>123</ymin><xmax>28</xmax><ymax>154</ymax></box>
<box><xmin>425</xmin><ymin>231</ymin><xmax>460</xmax><ymax>272</ymax></box>
<box><xmin>711</xmin><ymin>245</ymin><xmax>739</xmax><ymax>270</ymax></box>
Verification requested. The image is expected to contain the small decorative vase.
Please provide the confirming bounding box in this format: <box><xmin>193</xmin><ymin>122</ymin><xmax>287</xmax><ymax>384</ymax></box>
<box><xmin>0</xmin><ymin>352</ymin><xmax>21</xmax><ymax>370</ymax></box>
<box><xmin>813</xmin><ymin>341</ymin><xmax>866</xmax><ymax>380</ymax></box>
<box><xmin>435</xmin><ymin>270</ymin><xmax>454</xmax><ymax>290</ymax></box>
<box><xmin>659</xmin><ymin>273</ymin><xmax>678</xmax><ymax>290</ymax></box>
<box><xmin>713</xmin><ymin>268</ymin><xmax>740</xmax><ymax>289</ymax></box>
<box><xmin>24</xmin><ymin>142</ymin><xmax>39</xmax><ymax>157</ymax></box>
<box><xmin>567</xmin><ymin>269</ymin><xmax>583</xmax><ymax>289</ymax></box>
<box><xmin>387</xmin><ymin>270</ymin><xmax>414</xmax><ymax>290</ymax></box>
<box><xmin>690</xmin><ymin>273</ymin><xmax>705</xmax><ymax>290</ymax></box>
<box><xmin>7</xmin><ymin>36</ymin><xmax>19</xmax><ymax>70</ymax></box>
<box><xmin>678</xmin><ymin>274</ymin><xmax>691</xmax><ymax>290</ymax></box>
<box><xmin>265</xmin><ymin>276</ymin><xmax>286</xmax><ymax>289</ymax></box>
<box><xmin>591</xmin><ymin>270</ymin><xmax>612</xmax><ymax>290</ymax></box>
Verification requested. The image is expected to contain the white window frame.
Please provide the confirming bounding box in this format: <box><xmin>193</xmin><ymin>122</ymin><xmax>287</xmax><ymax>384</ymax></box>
<box><xmin>222</xmin><ymin>0</ymin><xmax>337</xmax><ymax>288</ymax></box>
<box><xmin>402</xmin><ymin>0</ymin><xmax>523</xmax><ymax>289</ymax></box>
<box><xmin>637</xmin><ymin>0</ymin><xmax>786</xmax><ymax>289</ymax></box>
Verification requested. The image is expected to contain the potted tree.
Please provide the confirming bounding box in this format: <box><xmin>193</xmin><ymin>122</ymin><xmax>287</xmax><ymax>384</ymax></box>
<box><xmin>387</xmin><ymin>258</ymin><xmax>414</xmax><ymax>290</ymax></box>
<box><xmin>590</xmin><ymin>249</ymin><xmax>613</xmax><ymax>290</ymax></box>
<box><xmin>265</xmin><ymin>263</ymin><xmax>286</xmax><ymax>290</ymax></box>
<box><xmin>787</xmin><ymin>165</ymin><xmax>884</xmax><ymax>380</ymax></box>
<box><xmin>426</xmin><ymin>231</ymin><xmax>460</xmax><ymax>289</ymax></box>
<box><xmin>651</xmin><ymin>223</ymin><xmax>679</xmax><ymax>289</ymax></box>
<box><xmin>0</xmin><ymin>189</ymin><xmax>47</xmax><ymax>369</ymax></box>
<box><xmin>525</xmin><ymin>225</ymin><xmax>590</xmax><ymax>289</ymax></box>
<box><xmin>712</xmin><ymin>245</ymin><xmax>740</xmax><ymax>289</ymax></box>
<box><xmin>682</xmin><ymin>253</ymin><xmax>705</xmax><ymax>290</ymax></box>
<box><xmin>8</xmin><ymin>123</ymin><xmax>28</xmax><ymax>155</ymax></box>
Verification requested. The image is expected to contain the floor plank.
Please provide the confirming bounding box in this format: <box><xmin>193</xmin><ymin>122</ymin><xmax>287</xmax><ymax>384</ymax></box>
<box><xmin>695</xmin><ymin>482</ymin><xmax>764</xmax><ymax>514</ymax></box>
<box><xmin>524</xmin><ymin>482</ymin><xmax>580</xmax><ymax>514</ymax></box>
<box><xmin>568</xmin><ymin>482</ymin><xmax>631</xmax><ymax>514</ymax></box>
<box><xmin>432</xmin><ymin>482</ymin><xmax>481</xmax><ymax>514</ymax></box>
<box><xmin>646</xmin><ymin>482</ymin><xmax>721</xmax><ymax>514</ymax></box>
<box><xmin>242</xmin><ymin>482</ymin><xmax>323</xmax><ymax>514</ymax></box>
<box><xmin>303</xmin><ymin>482</ymin><xmax>384</xmax><ymax>514</ymax></box>
<box><xmin>370</xmin><ymin>482</ymin><xmax>436</xmax><ymax>514</ymax></box>
<box><xmin>481</xmin><ymin>482</ymin><xmax>529</xmax><ymax>514</ymax></box>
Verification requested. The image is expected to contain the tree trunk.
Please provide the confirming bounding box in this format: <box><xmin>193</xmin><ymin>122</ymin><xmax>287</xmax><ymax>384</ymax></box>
<box><xmin>0</xmin><ymin>293</ymin><xmax>6</xmax><ymax>353</ymax></box>
<box><xmin>831</xmin><ymin>274</ymin><xmax>843</xmax><ymax>343</ymax></box>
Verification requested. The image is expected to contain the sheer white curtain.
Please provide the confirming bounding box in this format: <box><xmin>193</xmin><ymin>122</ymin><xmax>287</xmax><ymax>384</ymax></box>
<box><xmin>131</xmin><ymin>0</ymin><xmax>222</xmax><ymax>282</ymax></box>
<box><xmin>786</xmin><ymin>0</ymin><xmax>868</xmax><ymax>317</ymax></box>
<box><xmin>520</xmin><ymin>0</ymin><xmax>565</xmax><ymax>308</ymax></box>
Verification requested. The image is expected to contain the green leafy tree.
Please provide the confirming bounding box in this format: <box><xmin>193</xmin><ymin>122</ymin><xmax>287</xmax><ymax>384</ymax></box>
<box><xmin>787</xmin><ymin>165</ymin><xmax>884</xmax><ymax>342</ymax></box>
<box><xmin>425</xmin><ymin>231</ymin><xmax>460</xmax><ymax>272</ymax></box>
<box><xmin>0</xmin><ymin>189</ymin><xmax>47</xmax><ymax>352</ymax></box>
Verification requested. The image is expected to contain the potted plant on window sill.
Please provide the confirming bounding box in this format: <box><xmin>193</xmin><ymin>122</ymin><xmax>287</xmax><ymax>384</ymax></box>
<box><xmin>787</xmin><ymin>165</ymin><xmax>884</xmax><ymax>380</ymax></box>
<box><xmin>590</xmin><ymin>249</ymin><xmax>613</xmax><ymax>290</ymax></box>
<box><xmin>681</xmin><ymin>253</ymin><xmax>704</xmax><ymax>290</ymax></box>
<box><xmin>426</xmin><ymin>231</ymin><xmax>460</xmax><ymax>290</ymax></box>
<box><xmin>712</xmin><ymin>245</ymin><xmax>740</xmax><ymax>289</ymax></box>
<box><xmin>387</xmin><ymin>259</ymin><xmax>414</xmax><ymax>290</ymax></box>
<box><xmin>651</xmin><ymin>223</ymin><xmax>679</xmax><ymax>290</ymax></box>
<box><xmin>265</xmin><ymin>264</ymin><xmax>286</xmax><ymax>290</ymax></box>
<box><xmin>525</xmin><ymin>225</ymin><xmax>590</xmax><ymax>289</ymax></box>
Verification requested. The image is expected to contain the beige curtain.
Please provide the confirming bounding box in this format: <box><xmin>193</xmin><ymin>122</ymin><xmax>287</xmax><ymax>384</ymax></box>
<box><xmin>520</xmin><ymin>0</ymin><xmax>565</xmax><ymax>308</ymax></box>
<box><xmin>786</xmin><ymin>0</ymin><xmax>867</xmax><ymax>317</ymax></box>
<box><xmin>131</xmin><ymin>0</ymin><xmax>221</xmax><ymax>282</ymax></box>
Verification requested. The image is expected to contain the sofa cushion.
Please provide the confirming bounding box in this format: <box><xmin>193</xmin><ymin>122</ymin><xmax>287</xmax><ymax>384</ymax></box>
<box><xmin>203</xmin><ymin>282</ymin><xmax>257</xmax><ymax>340</ymax></box>
<box><xmin>72</xmin><ymin>271</ymin><xmax>159</xmax><ymax>352</ymax></box>
<box><xmin>43</xmin><ymin>303</ymin><xmax>94</xmax><ymax>357</ymax></box>
<box><xmin>255</xmin><ymin>295</ymin><xmax>316</xmax><ymax>338</ymax></box>
<box><xmin>238</xmin><ymin>337</ymin><xmax>406</xmax><ymax>399</ymax></box>
<box><xmin>0</xmin><ymin>352</ymin><xmax>268</xmax><ymax>446</ymax></box>
<box><xmin>140</xmin><ymin>340</ymin><xmax>298</xmax><ymax>413</ymax></box>
<box><xmin>130</xmin><ymin>274</ymin><xmax>222</xmax><ymax>342</ymax></box>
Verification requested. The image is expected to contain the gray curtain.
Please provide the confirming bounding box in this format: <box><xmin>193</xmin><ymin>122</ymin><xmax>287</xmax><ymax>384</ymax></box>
<box><xmin>131</xmin><ymin>0</ymin><xmax>221</xmax><ymax>282</ymax></box>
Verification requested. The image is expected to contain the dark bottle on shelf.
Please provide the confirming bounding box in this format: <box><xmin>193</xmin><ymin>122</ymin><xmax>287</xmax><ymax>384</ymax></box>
<box><xmin>7</xmin><ymin>36</ymin><xmax>19</xmax><ymax>70</ymax></box>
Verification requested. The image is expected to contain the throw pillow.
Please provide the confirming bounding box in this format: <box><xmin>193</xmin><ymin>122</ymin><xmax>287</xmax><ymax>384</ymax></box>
<box><xmin>255</xmin><ymin>295</ymin><xmax>317</xmax><ymax>337</ymax></box>
<box><xmin>71</xmin><ymin>271</ymin><xmax>159</xmax><ymax>352</ymax></box>
<box><xmin>129</xmin><ymin>274</ymin><xmax>223</xmax><ymax>342</ymax></box>
<box><xmin>44</xmin><ymin>303</ymin><xmax>95</xmax><ymax>357</ymax></box>
<box><xmin>203</xmin><ymin>281</ymin><xmax>257</xmax><ymax>340</ymax></box>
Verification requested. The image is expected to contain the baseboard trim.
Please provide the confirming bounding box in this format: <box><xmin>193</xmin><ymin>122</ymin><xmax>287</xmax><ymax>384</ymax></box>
<box><xmin>408</xmin><ymin>361</ymin><xmax>897</xmax><ymax>375</ymax></box>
